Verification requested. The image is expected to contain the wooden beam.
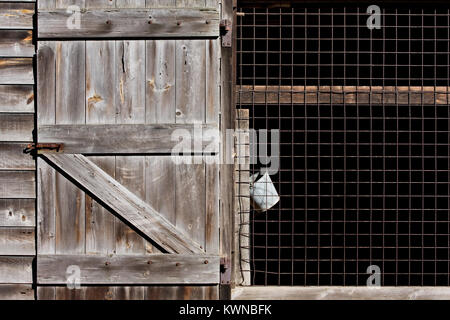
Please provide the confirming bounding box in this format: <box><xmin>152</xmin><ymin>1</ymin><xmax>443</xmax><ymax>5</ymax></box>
<box><xmin>0</xmin><ymin>171</ymin><xmax>35</xmax><ymax>199</ymax></box>
<box><xmin>0</xmin><ymin>3</ymin><xmax>34</xmax><ymax>30</ymax></box>
<box><xmin>232</xmin><ymin>286</ymin><xmax>450</xmax><ymax>300</ymax></box>
<box><xmin>38</xmin><ymin>123</ymin><xmax>218</xmax><ymax>154</ymax></box>
<box><xmin>236</xmin><ymin>85</ymin><xmax>450</xmax><ymax>105</ymax></box>
<box><xmin>38</xmin><ymin>254</ymin><xmax>219</xmax><ymax>285</ymax></box>
<box><xmin>0</xmin><ymin>85</ymin><xmax>34</xmax><ymax>113</ymax></box>
<box><xmin>41</xmin><ymin>153</ymin><xmax>204</xmax><ymax>254</ymax></box>
<box><xmin>38</xmin><ymin>8</ymin><xmax>219</xmax><ymax>39</ymax></box>
<box><xmin>0</xmin><ymin>143</ymin><xmax>35</xmax><ymax>170</ymax></box>
<box><xmin>0</xmin><ymin>58</ymin><xmax>34</xmax><ymax>85</ymax></box>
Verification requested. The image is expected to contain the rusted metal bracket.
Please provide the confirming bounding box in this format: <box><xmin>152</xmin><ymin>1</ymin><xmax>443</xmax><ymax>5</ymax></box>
<box><xmin>220</xmin><ymin>19</ymin><xmax>232</xmax><ymax>48</ymax></box>
<box><xmin>24</xmin><ymin>143</ymin><xmax>63</xmax><ymax>154</ymax></box>
<box><xmin>220</xmin><ymin>257</ymin><xmax>231</xmax><ymax>284</ymax></box>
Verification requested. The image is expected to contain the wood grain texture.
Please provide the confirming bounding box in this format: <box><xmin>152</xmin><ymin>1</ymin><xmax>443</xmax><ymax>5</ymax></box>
<box><xmin>145</xmin><ymin>285</ymin><xmax>218</xmax><ymax>300</ymax></box>
<box><xmin>116</xmin><ymin>41</ymin><xmax>145</xmax><ymax>124</ymax></box>
<box><xmin>0</xmin><ymin>3</ymin><xmax>34</xmax><ymax>29</ymax></box>
<box><xmin>0</xmin><ymin>58</ymin><xmax>34</xmax><ymax>85</ymax></box>
<box><xmin>37</xmin><ymin>42</ymin><xmax>56</xmax><ymax>125</ymax></box>
<box><xmin>176</xmin><ymin>40</ymin><xmax>206</xmax><ymax>123</ymax></box>
<box><xmin>0</xmin><ymin>256</ymin><xmax>33</xmax><ymax>283</ymax></box>
<box><xmin>37</xmin><ymin>153</ymin><xmax>56</xmax><ymax>254</ymax></box>
<box><xmin>37</xmin><ymin>254</ymin><xmax>220</xmax><ymax>284</ymax></box>
<box><xmin>0</xmin><ymin>30</ymin><xmax>34</xmax><ymax>57</ymax></box>
<box><xmin>0</xmin><ymin>227</ymin><xmax>35</xmax><ymax>255</ymax></box>
<box><xmin>55</xmin><ymin>41</ymin><xmax>85</xmax><ymax>124</ymax></box>
<box><xmin>0</xmin><ymin>114</ymin><xmax>34</xmax><ymax>142</ymax></box>
<box><xmin>85</xmin><ymin>156</ymin><xmax>115</xmax><ymax>255</ymax></box>
<box><xmin>38</xmin><ymin>8</ymin><xmax>219</xmax><ymax>38</ymax></box>
<box><xmin>38</xmin><ymin>123</ymin><xmax>219</xmax><ymax>154</ymax></box>
<box><xmin>0</xmin><ymin>143</ymin><xmax>35</xmax><ymax>170</ymax></box>
<box><xmin>0</xmin><ymin>199</ymin><xmax>35</xmax><ymax>227</ymax></box>
<box><xmin>146</xmin><ymin>40</ymin><xmax>175</xmax><ymax>123</ymax></box>
<box><xmin>0</xmin><ymin>284</ymin><xmax>33</xmax><ymax>300</ymax></box>
<box><xmin>0</xmin><ymin>171</ymin><xmax>35</xmax><ymax>198</ymax></box>
<box><xmin>232</xmin><ymin>287</ymin><xmax>450</xmax><ymax>300</ymax></box>
<box><xmin>42</xmin><ymin>153</ymin><xmax>204</xmax><ymax>254</ymax></box>
<box><xmin>0</xmin><ymin>85</ymin><xmax>34</xmax><ymax>113</ymax></box>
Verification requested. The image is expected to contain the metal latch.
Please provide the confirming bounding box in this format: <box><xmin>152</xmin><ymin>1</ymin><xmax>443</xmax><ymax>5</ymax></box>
<box><xmin>220</xmin><ymin>257</ymin><xmax>231</xmax><ymax>284</ymax></box>
<box><xmin>24</xmin><ymin>143</ymin><xmax>63</xmax><ymax>154</ymax></box>
<box><xmin>220</xmin><ymin>19</ymin><xmax>232</xmax><ymax>48</ymax></box>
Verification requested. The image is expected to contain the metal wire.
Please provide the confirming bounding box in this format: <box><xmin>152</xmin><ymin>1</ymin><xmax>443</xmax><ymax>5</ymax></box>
<box><xmin>236</xmin><ymin>3</ymin><xmax>450</xmax><ymax>286</ymax></box>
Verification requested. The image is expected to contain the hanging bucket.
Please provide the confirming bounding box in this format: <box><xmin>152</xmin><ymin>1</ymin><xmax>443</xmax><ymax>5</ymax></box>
<box><xmin>249</xmin><ymin>172</ymin><xmax>280</xmax><ymax>212</ymax></box>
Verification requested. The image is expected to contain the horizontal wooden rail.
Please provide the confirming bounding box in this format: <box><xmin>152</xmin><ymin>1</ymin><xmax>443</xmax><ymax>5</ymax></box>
<box><xmin>232</xmin><ymin>286</ymin><xmax>450</xmax><ymax>300</ymax></box>
<box><xmin>236</xmin><ymin>85</ymin><xmax>450</xmax><ymax>105</ymax></box>
<box><xmin>38</xmin><ymin>8</ymin><xmax>220</xmax><ymax>39</ymax></box>
<box><xmin>38</xmin><ymin>123</ymin><xmax>219</xmax><ymax>154</ymax></box>
<box><xmin>41</xmin><ymin>154</ymin><xmax>204</xmax><ymax>254</ymax></box>
<box><xmin>37</xmin><ymin>254</ymin><xmax>220</xmax><ymax>285</ymax></box>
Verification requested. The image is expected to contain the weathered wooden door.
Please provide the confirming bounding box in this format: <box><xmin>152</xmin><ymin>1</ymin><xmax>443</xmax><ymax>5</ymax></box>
<box><xmin>36</xmin><ymin>0</ymin><xmax>222</xmax><ymax>300</ymax></box>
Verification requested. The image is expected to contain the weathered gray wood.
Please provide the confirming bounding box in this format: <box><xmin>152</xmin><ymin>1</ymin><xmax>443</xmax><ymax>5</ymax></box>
<box><xmin>233</xmin><ymin>109</ymin><xmax>250</xmax><ymax>286</ymax></box>
<box><xmin>0</xmin><ymin>256</ymin><xmax>33</xmax><ymax>283</ymax></box>
<box><xmin>116</xmin><ymin>41</ymin><xmax>145</xmax><ymax>124</ymax></box>
<box><xmin>0</xmin><ymin>171</ymin><xmax>35</xmax><ymax>198</ymax></box>
<box><xmin>38</xmin><ymin>254</ymin><xmax>219</xmax><ymax>284</ymax></box>
<box><xmin>113</xmin><ymin>286</ymin><xmax>144</xmax><ymax>300</ymax></box>
<box><xmin>176</xmin><ymin>0</ymin><xmax>205</xmax><ymax>7</ymax></box>
<box><xmin>0</xmin><ymin>227</ymin><xmax>35</xmax><ymax>255</ymax></box>
<box><xmin>0</xmin><ymin>143</ymin><xmax>35</xmax><ymax>170</ymax></box>
<box><xmin>205</xmin><ymin>157</ymin><xmax>219</xmax><ymax>254</ymax></box>
<box><xmin>0</xmin><ymin>199</ymin><xmax>35</xmax><ymax>227</ymax></box>
<box><xmin>0</xmin><ymin>3</ymin><xmax>34</xmax><ymax>29</ymax></box>
<box><xmin>0</xmin><ymin>284</ymin><xmax>33</xmax><ymax>300</ymax></box>
<box><xmin>115</xmin><ymin>156</ymin><xmax>148</xmax><ymax>255</ymax></box>
<box><xmin>38</xmin><ymin>123</ymin><xmax>218</xmax><ymax>154</ymax></box>
<box><xmin>55</xmin><ymin>41</ymin><xmax>85</xmax><ymax>124</ymax></box>
<box><xmin>41</xmin><ymin>153</ymin><xmax>204</xmax><ymax>254</ymax></box>
<box><xmin>0</xmin><ymin>114</ymin><xmax>34</xmax><ymax>142</ymax></box>
<box><xmin>146</xmin><ymin>0</ymin><xmax>176</xmax><ymax>8</ymax></box>
<box><xmin>232</xmin><ymin>287</ymin><xmax>450</xmax><ymax>300</ymax></box>
<box><xmin>236</xmin><ymin>85</ymin><xmax>450</xmax><ymax>105</ymax></box>
<box><xmin>0</xmin><ymin>30</ymin><xmax>34</xmax><ymax>57</ymax></box>
<box><xmin>176</xmin><ymin>40</ymin><xmax>206</xmax><ymax>123</ymax></box>
<box><xmin>0</xmin><ymin>85</ymin><xmax>34</xmax><ymax>113</ymax></box>
<box><xmin>85</xmin><ymin>156</ymin><xmax>116</xmax><ymax>255</ymax></box>
<box><xmin>175</xmin><ymin>159</ymin><xmax>205</xmax><ymax>249</ymax></box>
<box><xmin>206</xmin><ymin>38</ymin><xmax>220</xmax><ymax>124</ymax></box>
<box><xmin>145</xmin><ymin>285</ymin><xmax>218</xmax><ymax>300</ymax></box>
<box><xmin>37</xmin><ymin>158</ymin><xmax>56</xmax><ymax>254</ymax></box>
<box><xmin>0</xmin><ymin>58</ymin><xmax>34</xmax><ymax>85</ymax></box>
<box><xmin>146</xmin><ymin>40</ymin><xmax>175</xmax><ymax>123</ymax></box>
<box><xmin>117</xmin><ymin>0</ymin><xmax>146</xmax><ymax>8</ymax></box>
<box><xmin>37</xmin><ymin>42</ymin><xmax>56</xmax><ymax>125</ymax></box>
<box><xmin>86</xmin><ymin>41</ymin><xmax>116</xmax><ymax>124</ymax></box>
<box><xmin>38</xmin><ymin>8</ymin><xmax>219</xmax><ymax>38</ymax></box>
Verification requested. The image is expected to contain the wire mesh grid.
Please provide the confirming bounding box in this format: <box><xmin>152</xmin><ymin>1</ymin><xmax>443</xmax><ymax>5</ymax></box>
<box><xmin>236</xmin><ymin>2</ymin><xmax>450</xmax><ymax>286</ymax></box>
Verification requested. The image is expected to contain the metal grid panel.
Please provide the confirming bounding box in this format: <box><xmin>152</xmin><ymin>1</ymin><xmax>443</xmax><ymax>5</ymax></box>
<box><xmin>236</xmin><ymin>3</ymin><xmax>450</xmax><ymax>285</ymax></box>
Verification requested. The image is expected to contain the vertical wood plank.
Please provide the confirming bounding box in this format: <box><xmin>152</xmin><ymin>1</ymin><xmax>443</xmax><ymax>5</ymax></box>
<box><xmin>205</xmin><ymin>158</ymin><xmax>219</xmax><ymax>254</ymax></box>
<box><xmin>175</xmin><ymin>159</ymin><xmax>206</xmax><ymax>250</ymax></box>
<box><xmin>37</xmin><ymin>158</ymin><xmax>56</xmax><ymax>255</ymax></box>
<box><xmin>37</xmin><ymin>42</ymin><xmax>56</xmax><ymax>126</ymax></box>
<box><xmin>55</xmin><ymin>41</ymin><xmax>85</xmax><ymax>124</ymax></box>
<box><xmin>115</xmin><ymin>156</ymin><xmax>147</xmax><ymax>254</ymax></box>
<box><xmin>206</xmin><ymin>38</ymin><xmax>220</xmax><ymax>124</ymax></box>
<box><xmin>146</xmin><ymin>40</ymin><xmax>175</xmax><ymax>123</ymax></box>
<box><xmin>85</xmin><ymin>156</ymin><xmax>116</xmax><ymax>255</ymax></box>
<box><xmin>116</xmin><ymin>41</ymin><xmax>145</xmax><ymax>124</ymax></box>
<box><xmin>37</xmin><ymin>286</ymin><xmax>56</xmax><ymax>300</ymax></box>
<box><xmin>114</xmin><ymin>286</ymin><xmax>145</xmax><ymax>300</ymax></box>
<box><xmin>54</xmin><ymin>41</ymin><xmax>86</xmax><ymax>255</ymax></box>
<box><xmin>176</xmin><ymin>40</ymin><xmax>206</xmax><ymax>123</ymax></box>
<box><xmin>86</xmin><ymin>41</ymin><xmax>116</xmax><ymax>124</ymax></box>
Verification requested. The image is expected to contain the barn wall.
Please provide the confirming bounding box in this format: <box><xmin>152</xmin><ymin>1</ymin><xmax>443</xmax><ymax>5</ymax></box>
<box><xmin>0</xmin><ymin>0</ymin><xmax>36</xmax><ymax>300</ymax></box>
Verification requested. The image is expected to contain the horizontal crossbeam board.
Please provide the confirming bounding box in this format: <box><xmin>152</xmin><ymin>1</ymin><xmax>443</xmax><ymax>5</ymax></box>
<box><xmin>37</xmin><ymin>254</ymin><xmax>219</xmax><ymax>285</ymax></box>
<box><xmin>38</xmin><ymin>124</ymin><xmax>218</xmax><ymax>154</ymax></box>
<box><xmin>41</xmin><ymin>153</ymin><xmax>204</xmax><ymax>254</ymax></box>
<box><xmin>38</xmin><ymin>8</ymin><xmax>220</xmax><ymax>39</ymax></box>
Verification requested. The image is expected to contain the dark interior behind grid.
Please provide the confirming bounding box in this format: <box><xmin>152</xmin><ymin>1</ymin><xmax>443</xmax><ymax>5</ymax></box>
<box><xmin>236</xmin><ymin>2</ymin><xmax>450</xmax><ymax>285</ymax></box>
